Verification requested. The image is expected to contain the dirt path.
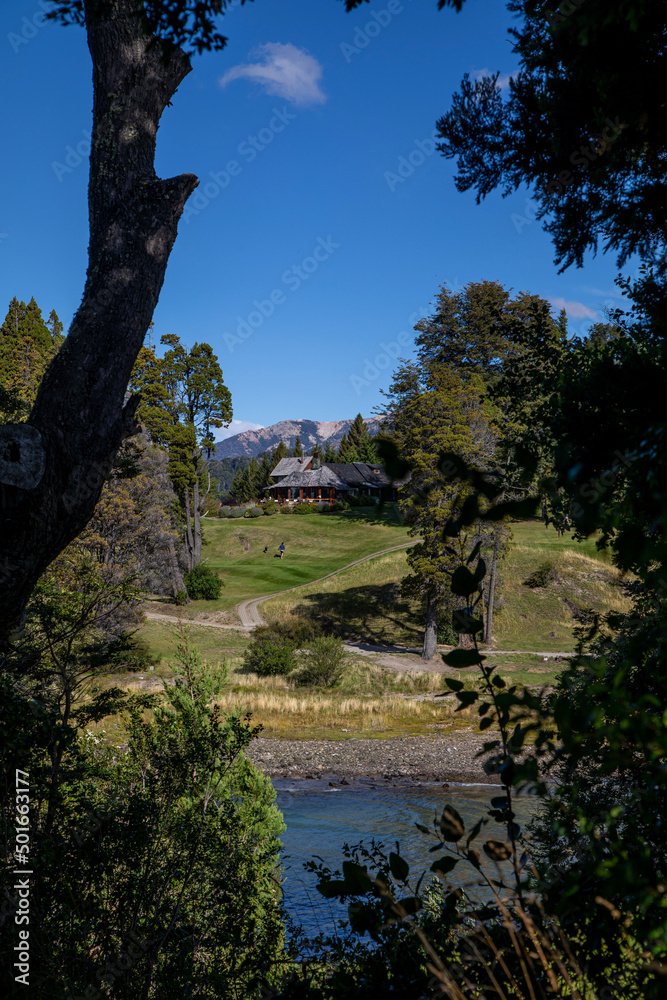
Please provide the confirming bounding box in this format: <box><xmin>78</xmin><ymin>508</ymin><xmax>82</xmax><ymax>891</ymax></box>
<box><xmin>144</xmin><ymin>541</ymin><xmax>418</xmax><ymax>632</ymax></box>
<box><xmin>236</xmin><ymin>540</ymin><xmax>419</xmax><ymax>627</ymax></box>
<box><xmin>144</xmin><ymin>541</ymin><xmax>575</xmax><ymax>664</ymax></box>
<box><xmin>143</xmin><ymin>611</ymin><xmax>254</xmax><ymax>632</ymax></box>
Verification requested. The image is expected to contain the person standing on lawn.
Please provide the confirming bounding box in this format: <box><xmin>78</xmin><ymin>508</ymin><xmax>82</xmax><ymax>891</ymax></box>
<box><xmin>279</xmin><ymin>542</ymin><xmax>285</xmax><ymax>559</ymax></box>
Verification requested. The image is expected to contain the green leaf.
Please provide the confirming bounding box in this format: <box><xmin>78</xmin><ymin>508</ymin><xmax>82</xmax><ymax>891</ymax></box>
<box><xmin>483</xmin><ymin>840</ymin><xmax>512</xmax><ymax>862</ymax></box>
<box><xmin>452</xmin><ymin>611</ymin><xmax>483</xmax><ymax>634</ymax></box>
<box><xmin>347</xmin><ymin>900</ymin><xmax>380</xmax><ymax>935</ymax></box>
<box><xmin>473</xmin><ymin>558</ymin><xmax>487</xmax><ymax>582</ymax></box>
<box><xmin>389</xmin><ymin>851</ymin><xmax>410</xmax><ymax>882</ymax></box>
<box><xmin>430</xmin><ymin>856</ymin><xmax>459</xmax><ymax>877</ymax></box>
<box><xmin>443</xmin><ymin>649</ymin><xmax>484</xmax><ymax>667</ymax></box>
<box><xmin>484</xmin><ymin>497</ymin><xmax>540</xmax><ymax>522</ymax></box>
<box><xmin>342</xmin><ymin>861</ymin><xmax>372</xmax><ymax>893</ymax></box>
<box><xmin>451</xmin><ymin>565</ymin><xmax>479</xmax><ymax>597</ymax></box>
<box><xmin>440</xmin><ymin>805</ymin><xmax>465</xmax><ymax>841</ymax></box>
<box><xmin>317</xmin><ymin>879</ymin><xmax>348</xmax><ymax>898</ymax></box>
<box><xmin>455</xmin><ymin>690</ymin><xmax>479</xmax><ymax>709</ymax></box>
<box><xmin>466</xmin><ymin>540</ymin><xmax>483</xmax><ymax>564</ymax></box>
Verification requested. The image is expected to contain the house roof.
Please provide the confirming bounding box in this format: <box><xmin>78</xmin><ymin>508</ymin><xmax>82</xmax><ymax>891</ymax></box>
<box><xmin>270</xmin><ymin>456</ymin><xmax>312</xmax><ymax>478</ymax></box>
<box><xmin>267</xmin><ymin>459</ymin><xmax>408</xmax><ymax>492</ymax></box>
<box><xmin>266</xmin><ymin>466</ymin><xmax>352</xmax><ymax>491</ymax></box>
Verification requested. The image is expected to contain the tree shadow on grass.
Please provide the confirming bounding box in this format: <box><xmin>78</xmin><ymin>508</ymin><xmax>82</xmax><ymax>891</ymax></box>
<box><xmin>290</xmin><ymin>582</ymin><xmax>422</xmax><ymax>646</ymax></box>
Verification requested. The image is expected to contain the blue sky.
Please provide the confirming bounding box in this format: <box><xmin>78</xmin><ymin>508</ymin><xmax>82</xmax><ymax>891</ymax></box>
<box><xmin>0</xmin><ymin>0</ymin><xmax>631</xmax><ymax>440</ymax></box>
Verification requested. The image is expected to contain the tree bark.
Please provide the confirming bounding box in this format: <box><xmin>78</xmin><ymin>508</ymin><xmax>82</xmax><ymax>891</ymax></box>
<box><xmin>193</xmin><ymin>476</ymin><xmax>202</xmax><ymax>566</ymax></box>
<box><xmin>422</xmin><ymin>594</ymin><xmax>439</xmax><ymax>661</ymax></box>
<box><xmin>0</xmin><ymin>0</ymin><xmax>198</xmax><ymax>646</ymax></box>
<box><xmin>484</xmin><ymin>528</ymin><xmax>501</xmax><ymax>646</ymax></box>
<box><xmin>167</xmin><ymin>534</ymin><xmax>187</xmax><ymax>601</ymax></box>
<box><xmin>183</xmin><ymin>487</ymin><xmax>195</xmax><ymax>573</ymax></box>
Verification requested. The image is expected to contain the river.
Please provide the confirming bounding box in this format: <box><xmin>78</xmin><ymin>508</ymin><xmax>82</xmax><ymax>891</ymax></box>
<box><xmin>275</xmin><ymin>776</ymin><xmax>540</xmax><ymax>936</ymax></box>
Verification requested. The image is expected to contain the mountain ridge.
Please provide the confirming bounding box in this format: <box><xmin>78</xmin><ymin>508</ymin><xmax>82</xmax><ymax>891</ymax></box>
<box><xmin>213</xmin><ymin>417</ymin><xmax>384</xmax><ymax>458</ymax></box>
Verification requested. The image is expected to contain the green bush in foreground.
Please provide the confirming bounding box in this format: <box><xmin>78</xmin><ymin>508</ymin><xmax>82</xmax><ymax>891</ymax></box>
<box><xmin>294</xmin><ymin>635</ymin><xmax>346</xmax><ymax>687</ymax></box>
<box><xmin>0</xmin><ymin>586</ymin><xmax>286</xmax><ymax>999</ymax></box>
<box><xmin>184</xmin><ymin>563</ymin><xmax>223</xmax><ymax>600</ymax></box>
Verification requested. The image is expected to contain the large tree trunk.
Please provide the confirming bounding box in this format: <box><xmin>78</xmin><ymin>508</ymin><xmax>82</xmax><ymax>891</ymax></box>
<box><xmin>183</xmin><ymin>487</ymin><xmax>195</xmax><ymax>573</ymax></box>
<box><xmin>484</xmin><ymin>528</ymin><xmax>502</xmax><ymax>646</ymax></box>
<box><xmin>167</xmin><ymin>534</ymin><xmax>187</xmax><ymax>602</ymax></box>
<box><xmin>0</xmin><ymin>0</ymin><xmax>198</xmax><ymax>646</ymax></box>
<box><xmin>193</xmin><ymin>476</ymin><xmax>202</xmax><ymax>566</ymax></box>
<box><xmin>422</xmin><ymin>594</ymin><xmax>439</xmax><ymax>661</ymax></box>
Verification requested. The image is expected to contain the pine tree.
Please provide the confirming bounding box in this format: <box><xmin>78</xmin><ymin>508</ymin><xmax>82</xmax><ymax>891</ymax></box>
<box><xmin>337</xmin><ymin>433</ymin><xmax>354</xmax><ymax>463</ymax></box>
<box><xmin>129</xmin><ymin>334</ymin><xmax>232</xmax><ymax>571</ymax></box>
<box><xmin>323</xmin><ymin>440</ymin><xmax>337</xmax><ymax>463</ymax></box>
<box><xmin>271</xmin><ymin>439</ymin><xmax>288</xmax><ymax>466</ymax></box>
<box><xmin>257</xmin><ymin>452</ymin><xmax>272</xmax><ymax>493</ymax></box>
<box><xmin>388</xmin><ymin>362</ymin><xmax>487</xmax><ymax>659</ymax></box>
<box><xmin>291</xmin><ymin>435</ymin><xmax>303</xmax><ymax>457</ymax></box>
<box><xmin>347</xmin><ymin>413</ymin><xmax>377</xmax><ymax>463</ymax></box>
<box><xmin>246</xmin><ymin>457</ymin><xmax>259</xmax><ymax>500</ymax></box>
<box><xmin>0</xmin><ymin>296</ymin><xmax>64</xmax><ymax>420</ymax></box>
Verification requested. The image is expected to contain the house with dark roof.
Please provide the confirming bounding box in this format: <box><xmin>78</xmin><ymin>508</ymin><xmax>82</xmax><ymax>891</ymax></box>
<box><xmin>266</xmin><ymin>455</ymin><xmax>405</xmax><ymax>504</ymax></box>
<box><xmin>270</xmin><ymin>456</ymin><xmax>312</xmax><ymax>481</ymax></box>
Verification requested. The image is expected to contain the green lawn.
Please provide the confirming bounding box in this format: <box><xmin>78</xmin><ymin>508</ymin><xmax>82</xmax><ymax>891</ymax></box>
<box><xmin>181</xmin><ymin>509</ymin><xmax>410</xmax><ymax>612</ymax></box>
<box><xmin>261</xmin><ymin>520</ymin><xmax>630</xmax><ymax>652</ymax></box>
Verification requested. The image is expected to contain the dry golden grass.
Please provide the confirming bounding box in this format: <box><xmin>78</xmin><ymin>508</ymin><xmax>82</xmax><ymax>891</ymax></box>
<box><xmin>215</xmin><ymin>664</ymin><xmax>468</xmax><ymax>737</ymax></box>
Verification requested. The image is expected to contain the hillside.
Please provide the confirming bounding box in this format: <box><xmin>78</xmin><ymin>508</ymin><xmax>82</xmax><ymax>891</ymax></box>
<box><xmin>214</xmin><ymin>416</ymin><xmax>384</xmax><ymax>458</ymax></box>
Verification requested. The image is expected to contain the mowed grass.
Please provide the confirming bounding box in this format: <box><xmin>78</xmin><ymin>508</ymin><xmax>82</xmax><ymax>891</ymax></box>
<box><xmin>180</xmin><ymin>509</ymin><xmax>410</xmax><ymax>613</ymax></box>
<box><xmin>262</xmin><ymin>521</ymin><xmax>630</xmax><ymax>653</ymax></box>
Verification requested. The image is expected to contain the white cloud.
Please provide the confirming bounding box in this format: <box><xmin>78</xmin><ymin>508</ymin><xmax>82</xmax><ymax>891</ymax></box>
<box><xmin>549</xmin><ymin>297</ymin><xmax>600</xmax><ymax>320</ymax></box>
<box><xmin>219</xmin><ymin>42</ymin><xmax>326</xmax><ymax>106</ymax></box>
<box><xmin>472</xmin><ymin>67</ymin><xmax>514</xmax><ymax>91</ymax></box>
<box><xmin>216</xmin><ymin>420</ymin><xmax>265</xmax><ymax>441</ymax></box>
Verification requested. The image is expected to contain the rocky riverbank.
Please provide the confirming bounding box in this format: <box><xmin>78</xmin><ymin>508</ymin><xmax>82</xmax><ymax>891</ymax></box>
<box><xmin>247</xmin><ymin>732</ymin><xmax>500</xmax><ymax>784</ymax></box>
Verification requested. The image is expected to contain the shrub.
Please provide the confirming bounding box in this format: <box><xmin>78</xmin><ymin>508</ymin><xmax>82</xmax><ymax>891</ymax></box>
<box><xmin>294</xmin><ymin>503</ymin><xmax>314</xmax><ymax>514</ymax></box>
<box><xmin>243</xmin><ymin>620</ymin><xmax>321</xmax><ymax>677</ymax></box>
<box><xmin>280</xmin><ymin>504</ymin><xmax>293</xmax><ymax>514</ymax></box>
<box><xmin>260</xmin><ymin>499</ymin><xmax>280</xmax><ymax>515</ymax></box>
<box><xmin>105</xmin><ymin>632</ymin><xmax>161</xmax><ymax>673</ymax></box>
<box><xmin>524</xmin><ymin>561</ymin><xmax>559</xmax><ymax>588</ymax></box>
<box><xmin>175</xmin><ymin>589</ymin><xmax>188</xmax><ymax>606</ymax></box>
<box><xmin>348</xmin><ymin>493</ymin><xmax>378</xmax><ymax>507</ymax></box>
<box><xmin>184</xmin><ymin>563</ymin><xmax>223</xmax><ymax>600</ymax></box>
<box><xmin>229</xmin><ymin>506</ymin><xmax>246</xmax><ymax>518</ymax></box>
<box><xmin>243</xmin><ymin>630</ymin><xmax>296</xmax><ymax>676</ymax></box>
<box><xmin>247</xmin><ymin>506</ymin><xmax>263</xmax><ymax>518</ymax></box>
<box><xmin>294</xmin><ymin>635</ymin><xmax>346</xmax><ymax>687</ymax></box>
<box><xmin>218</xmin><ymin>505</ymin><xmax>233</xmax><ymax>518</ymax></box>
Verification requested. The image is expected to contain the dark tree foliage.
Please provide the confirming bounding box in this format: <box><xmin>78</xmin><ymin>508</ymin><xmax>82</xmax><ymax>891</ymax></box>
<box><xmin>46</xmin><ymin>0</ymin><xmax>253</xmax><ymax>55</ymax></box>
<box><xmin>436</xmin><ymin>1</ymin><xmax>667</xmax><ymax>271</ymax></box>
